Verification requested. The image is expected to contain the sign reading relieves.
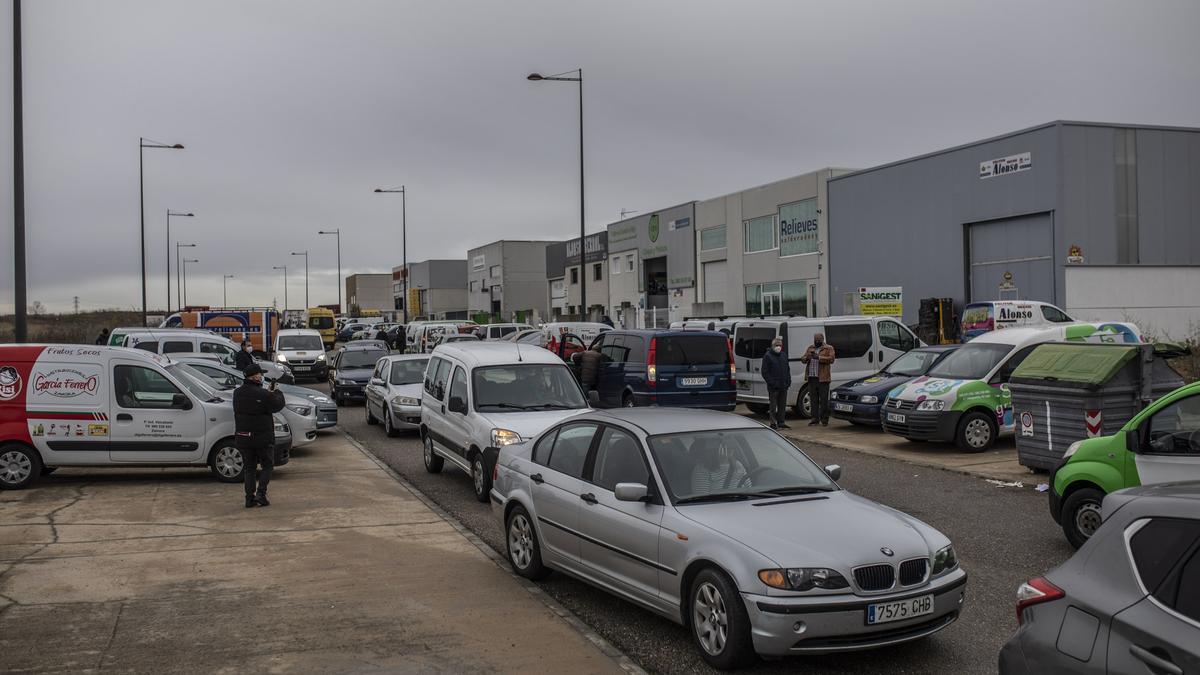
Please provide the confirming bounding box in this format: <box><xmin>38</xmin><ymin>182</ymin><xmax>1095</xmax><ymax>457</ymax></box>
<box><xmin>858</xmin><ymin>287</ymin><xmax>902</xmax><ymax>316</ymax></box>
<box><xmin>779</xmin><ymin>198</ymin><xmax>819</xmax><ymax>257</ymax></box>
<box><xmin>979</xmin><ymin>152</ymin><xmax>1032</xmax><ymax>179</ymax></box>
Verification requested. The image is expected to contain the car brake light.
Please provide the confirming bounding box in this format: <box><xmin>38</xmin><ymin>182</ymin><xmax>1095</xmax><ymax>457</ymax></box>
<box><xmin>1015</xmin><ymin>576</ymin><xmax>1064</xmax><ymax>625</ymax></box>
<box><xmin>647</xmin><ymin>337</ymin><xmax>657</xmax><ymax>387</ymax></box>
<box><xmin>727</xmin><ymin>339</ymin><xmax>736</xmax><ymax>376</ymax></box>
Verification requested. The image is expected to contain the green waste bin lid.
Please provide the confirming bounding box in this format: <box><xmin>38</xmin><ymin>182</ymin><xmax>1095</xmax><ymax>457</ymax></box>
<box><xmin>1011</xmin><ymin>343</ymin><xmax>1138</xmax><ymax>386</ymax></box>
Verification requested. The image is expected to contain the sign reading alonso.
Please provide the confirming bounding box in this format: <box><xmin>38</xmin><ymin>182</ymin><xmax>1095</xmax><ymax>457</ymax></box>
<box><xmin>979</xmin><ymin>152</ymin><xmax>1032</xmax><ymax>179</ymax></box>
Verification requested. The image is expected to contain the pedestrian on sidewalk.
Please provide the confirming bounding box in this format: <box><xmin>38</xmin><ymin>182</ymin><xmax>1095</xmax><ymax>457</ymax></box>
<box><xmin>234</xmin><ymin>339</ymin><xmax>255</xmax><ymax>372</ymax></box>
<box><xmin>94</xmin><ymin>328</ymin><xmax>109</xmax><ymax>345</ymax></box>
<box><xmin>761</xmin><ymin>337</ymin><xmax>792</xmax><ymax>430</ymax></box>
<box><xmin>800</xmin><ymin>332</ymin><xmax>836</xmax><ymax>426</ymax></box>
<box><xmin>233</xmin><ymin>363</ymin><xmax>286</xmax><ymax>508</ymax></box>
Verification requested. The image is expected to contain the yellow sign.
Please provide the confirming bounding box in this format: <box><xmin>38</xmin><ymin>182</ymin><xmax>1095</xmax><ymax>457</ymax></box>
<box><xmin>858</xmin><ymin>287</ymin><xmax>903</xmax><ymax>316</ymax></box>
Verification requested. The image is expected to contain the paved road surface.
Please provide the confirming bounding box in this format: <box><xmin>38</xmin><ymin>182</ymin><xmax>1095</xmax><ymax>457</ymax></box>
<box><xmin>329</xmin><ymin>387</ymin><xmax>1072</xmax><ymax>674</ymax></box>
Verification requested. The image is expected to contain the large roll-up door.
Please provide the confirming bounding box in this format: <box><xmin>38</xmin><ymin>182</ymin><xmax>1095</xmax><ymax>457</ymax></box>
<box><xmin>968</xmin><ymin>213</ymin><xmax>1055</xmax><ymax>303</ymax></box>
<box><xmin>702</xmin><ymin>261</ymin><xmax>727</xmax><ymax>304</ymax></box>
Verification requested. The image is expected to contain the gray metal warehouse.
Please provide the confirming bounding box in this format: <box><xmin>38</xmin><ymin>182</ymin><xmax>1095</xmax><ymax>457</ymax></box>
<box><xmin>826</xmin><ymin>121</ymin><xmax>1200</xmax><ymax>336</ymax></box>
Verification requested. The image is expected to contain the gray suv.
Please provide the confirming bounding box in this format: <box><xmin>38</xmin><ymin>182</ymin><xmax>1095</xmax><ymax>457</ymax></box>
<box><xmin>1001</xmin><ymin>483</ymin><xmax>1200</xmax><ymax>674</ymax></box>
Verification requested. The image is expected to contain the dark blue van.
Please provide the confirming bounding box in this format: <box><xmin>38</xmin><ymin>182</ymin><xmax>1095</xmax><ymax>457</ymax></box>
<box><xmin>829</xmin><ymin>345</ymin><xmax>959</xmax><ymax>425</ymax></box>
<box><xmin>585</xmin><ymin>330</ymin><xmax>736</xmax><ymax>411</ymax></box>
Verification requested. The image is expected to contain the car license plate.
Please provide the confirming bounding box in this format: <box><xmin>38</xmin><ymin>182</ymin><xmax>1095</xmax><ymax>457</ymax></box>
<box><xmin>293</xmin><ymin>366</ymin><xmax>309</xmax><ymax>372</ymax></box>
<box><xmin>886</xmin><ymin>412</ymin><xmax>906</xmax><ymax>424</ymax></box>
<box><xmin>834</xmin><ymin>402</ymin><xmax>853</xmax><ymax>412</ymax></box>
<box><xmin>867</xmin><ymin>594</ymin><xmax>934</xmax><ymax>625</ymax></box>
<box><xmin>680</xmin><ymin>377</ymin><xmax>708</xmax><ymax>386</ymax></box>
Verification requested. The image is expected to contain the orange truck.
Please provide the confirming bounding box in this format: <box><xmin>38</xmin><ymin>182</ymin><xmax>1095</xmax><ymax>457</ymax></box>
<box><xmin>162</xmin><ymin>309</ymin><xmax>281</xmax><ymax>356</ymax></box>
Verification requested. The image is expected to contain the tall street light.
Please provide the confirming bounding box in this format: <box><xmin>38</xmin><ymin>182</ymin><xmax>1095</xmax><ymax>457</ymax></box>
<box><xmin>13</xmin><ymin>0</ymin><xmax>27</xmax><ymax>341</ymax></box>
<box><xmin>182</xmin><ymin>258</ymin><xmax>199</xmax><ymax>307</ymax></box>
<box><xmin>166</xmin><ymin>210</ymin><xmax>193</xmax><ymax>314</ymax></box>
<box><xmin>291</xmin><ymin>251</ymin><xmax>309</xmax><ymax>309</ymax></box>
<box><xmin>175</xmin><ymin>242</ymin><xmax>196</xmax><ymax>310</ymax></box>
<box><xmin>273</xmin><ymin>265</ymin><xmax>288</xmax><ymax>312</ymax></box>
<box><xmin>139</xmin><ymin>138</ymin><xmax>185</xmax><ymax>326</ymax></box>
<box><xmin>527</xmin><ymin>68</ymin><xmax>586</xmax><ymax>319</ymax></box>
<box><xmin>374</xmin><ymin>186</ymin><xmax>407</xmax><ymax>322</ymax></box>
<box><xmin>318</xmin><ymin>229</ymin><xmax>341</xmax><ymax>312</ymax></box>
<box><xmin>222</xmin><ymin>274</ymin><xmax>235</xmax><ymax>308</ymax></box>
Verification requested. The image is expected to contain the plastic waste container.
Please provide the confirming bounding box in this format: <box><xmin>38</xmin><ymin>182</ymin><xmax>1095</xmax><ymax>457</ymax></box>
<box><xmin>1010</xmin><ymin>342</ymin><xmax>1183</xmax><ymax>471</ymax></box>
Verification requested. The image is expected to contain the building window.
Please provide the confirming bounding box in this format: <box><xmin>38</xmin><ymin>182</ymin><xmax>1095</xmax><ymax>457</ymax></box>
<box><xmin>469</xmin><ymin>280</ymin><xmax>477</xmax><ymax>293</ymax></box>
<box><xmin>570</xmin><ymin>268</ymin><xmax>579</xmax><ymax>284</ymax></box>
<box><xmin>744</xmin><ymin>280</ymin><xmax>808</xmax><ymax>317</ymax></box>
<box><xmin>700</xmin><ymin>225</ymin><xmax>727</xmax><ymax>251</ymax></box>
<box><xmin>743</xmin><ymin>215</ymin><xmax>777</xmax><ymax>253</ymax></box>
<box><xmin>626</xmin><ymin>255</ymin><xmax>635</xmax><ymax>272</ymax></box>
<box><xmin>489</xmin><ymin>265</ymin><xmax>501</xmax><ymax>278</ymax></box>
<box><xmin>610</xmin><ymin>257</ymin><xmax>621</xmax><ymax>275</ymax></box>
<box><xmin>779</xmin><ymin>198</ymin><xmax>819</xmax><ymax>257</ymax></box>
<box><xmin>593</xmin><ymin>263</ymin><xmax>602</xmax><ymax>281</ymax></box>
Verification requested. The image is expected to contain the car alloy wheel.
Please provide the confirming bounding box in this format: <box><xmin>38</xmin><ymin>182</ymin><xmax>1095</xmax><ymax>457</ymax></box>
<box><xmin>693</xmin><ymin>581</ymin><xmax>728</xmax><ymax>657</ymax></box>
<box><xmin>384</xmin><ymin>410</ymin><xmax>395</xmax><ymax>436</ymax></box>
<box><xmin>0</xmin><ymin>449</ymin><xmax>33</xmax><ymax>486</ymax></box>
<box><xmin>214</xmin><ymin>445</ymin><xmax>244</xmax><ymax>480</ymax></box>
<box><xmin>508</xmin><ymin>512</ymin><xmax>534</xmax><ymax>570</ymax></box>
<box><xmin>1074</xmin><ymin>501</ymin><xmax>1103</xmax><ymax>539</ymax></box>
<box><xmin>423</xmin><ymin>435</ymin><xmax>443</xmax><ymax>473</ymax></box>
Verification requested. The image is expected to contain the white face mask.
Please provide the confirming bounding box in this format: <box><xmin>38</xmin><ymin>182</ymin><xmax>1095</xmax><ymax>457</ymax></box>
<box><xmin>773</xmin><ymin>345</ymin><xmax>782</xmax><ymax>353</ymax></box>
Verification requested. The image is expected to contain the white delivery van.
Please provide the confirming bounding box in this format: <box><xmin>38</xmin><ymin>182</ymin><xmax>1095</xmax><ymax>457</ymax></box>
<box><xmin>960</xmin><ymin>300</ymin><xmax>1073</xmax><ymax>341</ymax></box>
<box><xmin>733</xmin><ymin>315</ymin><xmax>921</xmax><ymax>418</ymax></box>
<box><xmin>274</xmin><ymin>328</ymin><xmax>328</xmax><ymax>381</ymax></box>
<box><xmin>121</xmin><ymin>329</ymin><xmax>241</xmax><ymax>364</ymax></box>
<box><xmin>0</xmin><ymin>345</ymin><xmax>291</xmax><ymax>489</ymax></box>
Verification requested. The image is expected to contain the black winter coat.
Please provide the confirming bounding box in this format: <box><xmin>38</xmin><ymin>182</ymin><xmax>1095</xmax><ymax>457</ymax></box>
<box><xmin>233</xmin><ymin>349</ymin><xmax>255</xmax><ymax>372</ymax></box>
<box><xmin>761</xmin><ymin>349</ymin><xmax>792</xmax><ymax>390</ymax></box>
<box><xmin>233</xmin><ymin>380</ymin><xmax>286</xmax><ymax>439</ymax></box>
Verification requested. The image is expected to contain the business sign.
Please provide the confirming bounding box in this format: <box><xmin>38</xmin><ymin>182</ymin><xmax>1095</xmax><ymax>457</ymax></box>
<box><xmin>669</xmin><ymin>217</ymin><xmax>691</xmax><ymax>231</ymax></box>
<box><xmin>471</xmin><ymin>255</ymin><xmax>485</xmax><ymax>270</ymax></box>
<box><xmin>607</xmin><ymin>204</ymin><xmax>696</xmax><ymax>289</ymax></box>
<box><xmin>565</xmin><ymin>232</ymin><xmax>608</xmax><ymax>266</ymax></box>
<box><xmin>648</xmin><ymin>215</ymin><xmax>660</xmax><ymax>243</ymax></box>
<box><xmin>979</xmin><ymin>152</ymin><xmax>1032</xmax><ymax>179</ymax></box>
<box><xmin>858</xmin><ymin>287</ymin><xmax>902</xmax><ymax>316</ymax></box>
<box><xmin>779</xmin><ymin>198</ymin><xmax>819</xmax><ymax>257</ymax></box>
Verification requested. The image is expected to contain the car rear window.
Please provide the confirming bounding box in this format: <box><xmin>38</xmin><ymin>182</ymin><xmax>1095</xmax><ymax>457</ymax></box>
<box><xmin>655</xmin><ymin>335</ymin><xmax>729</xmax><ymax>366</ymax></box>
<box><xmin>734</xmin><ymin>327</ymin><xmax>776</xmax><ymax>359</ymax></box>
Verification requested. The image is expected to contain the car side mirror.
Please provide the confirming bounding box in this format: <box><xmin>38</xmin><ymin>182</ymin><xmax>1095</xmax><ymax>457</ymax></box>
<box><xmin>448</xmin><ymin>395</ymin><xmax>468</xmax><ymax>414</ymax></box>
<box><xmin>369</xmin><ymin>377</ymin><xmax>384</xmax><ymax>386</ymax></box>
<box><xmin>172</xmin><ymin>393</ymin><xmax>192</xmax><ymax>410</ymax></box>
<box><xmin>614</xmin><ymin>482</ymin><xmax>649</xmax><ymax>502</ymax></box>
<box><xmin>587</xmin><ymin>390</ymin><xmax>601</xmax><ymax>407</ymax></box>
<box><xmin>1125</xmin><ymin>428</ymin><xmax>1140</xmax><ymax>453</ymax></box>
<box><xmin>824</xmin><ymin>464</ymin><xmax>842</xmax><ymax>481</ymax></box>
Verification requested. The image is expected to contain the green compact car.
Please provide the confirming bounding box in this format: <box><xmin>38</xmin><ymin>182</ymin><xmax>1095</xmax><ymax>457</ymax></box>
<box><xmin>1050</xmin><ymin>380</ymin><xmax>1200</xmax><ymax>548</ymax></box>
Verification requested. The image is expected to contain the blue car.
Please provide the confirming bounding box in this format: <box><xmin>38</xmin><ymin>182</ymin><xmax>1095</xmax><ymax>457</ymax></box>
<box><xmin>830</xmin><ymin>345</ymin><xmax>960</xmax><ymax>426</ymax></box>
<box><xmin>584</xmin><ymin>329</ymin><xmax>736</xmax><ymax>411</ymax></box>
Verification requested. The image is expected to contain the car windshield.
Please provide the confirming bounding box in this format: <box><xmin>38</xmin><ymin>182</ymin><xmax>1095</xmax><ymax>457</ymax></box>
<box><xmin>884</xmin><ymin>350</ymin><xmax>944</xmax><ymax>376</ymax></box>
<box><xmin>309</xmin><ymin>316</ymin><xmax>334</xmax><ymax>329</ymax></box>
<box><xmin>278</xmin><ymin>335</ymin><xmax>323</xmax><ymax>351</ymax></box>
<box><xmin>655</xmin><ymin>335</ymin><xmax>729</xmax><ymax>366</ymax></box>
<box><xmin>926</xmin><ymin>343</ymin><xmax>1012</xmax><ymax>380</ymax></box>
<box><xmin>339</xmin><ymin>350</ymin><xmax>387</xmax><ymax>368</ymax></box>
<box><xmin>649</xmin><ymin>428</ymin><xmax>836</xmax><ymax>503</ymax></box>
<box><xmin>180</xmin><ymin>363</ymin><xmax>241</xmax><ymax>390</ymax></box>
<box><xmin>165</xmin><ymin>363</ymin><xmax>222</xmax><ymax>401</ymax></box>
<box><xmin>472</xmin><ymin>364</ymin><xmax>586</xmax><ymax>412</ymax></box>
<box><xmin>390</xmin><ymin>359</ymin><xmax>429</xmax><ymax>385</ymax></box>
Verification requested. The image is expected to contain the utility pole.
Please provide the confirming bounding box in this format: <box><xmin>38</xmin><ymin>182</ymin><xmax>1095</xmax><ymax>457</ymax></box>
<box><xmin>73</xmin><ymin>296</ymin><xmax>79</xmax><ymax>314</ymax></box>
<box><xmin>318</xmin><ymin>229</ymin><xmax>342</xmax><ymax>312</ymax></box>
<box><xmin>13</xmin><ymin>0</ymin><xmax>27</xmax><ymax>342</ymax></box>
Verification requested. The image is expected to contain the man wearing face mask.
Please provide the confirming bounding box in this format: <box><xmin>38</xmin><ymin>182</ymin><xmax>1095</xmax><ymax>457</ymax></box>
<box><xmin>233</xmin><ymin>363</ymin><xmax>286</xmax><ymax>507</ymax></box>
<box><xmin>234</xmin><ymin>339</ymin><xmax>256</xmax><ymax>372</ymax></box>
<box><xmin>761</xmin><ymin>337</ymin><xmax>792</xmax><ymax>429</ymax></box>
<box><xmin>800</xmin><ymin>333</ymin><xmax>836</xmax><ymax>426</ymax></box>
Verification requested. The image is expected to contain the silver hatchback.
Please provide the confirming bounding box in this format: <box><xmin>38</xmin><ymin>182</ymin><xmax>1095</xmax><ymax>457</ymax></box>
<box><xmin>491</xmin><ymin>408</ymin><xmax>967</xmax><ymax>669</ymax></box>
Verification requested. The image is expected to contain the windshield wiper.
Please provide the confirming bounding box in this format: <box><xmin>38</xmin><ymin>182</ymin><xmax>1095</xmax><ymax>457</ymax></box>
<box><xmin>676</xmin><ymin>491</ymin><xmax>780</xmax><ymax>504</ymax></box>
<box><xmin>531</xmin><ymin>403</ymin><xmax>577</xmax><ymax>410</ymax></box>
<box><xmin>482</xmin><ymin>402</ymin><xmax>534</xmax><ymax>410</ymax></box>
<box><xmin>768</xmin><ymin>486</ymin><xmax>837</xmax><ymax>495</ymax></box>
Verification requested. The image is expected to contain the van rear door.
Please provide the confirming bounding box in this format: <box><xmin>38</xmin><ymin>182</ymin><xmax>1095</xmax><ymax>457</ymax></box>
<box><xmin>653</xmin><ymin>334</ymin><xmax>735</xmax><ymax>408</ymax></box>
<box><xmin>733</xmin><ymin>321</ymin><xmax>781</xmax><ymax>401</ymax></box>
<box><xmin>109</xmin><ymin>359</ymin><xmax>206</xmax><ymax>463</ymax></box>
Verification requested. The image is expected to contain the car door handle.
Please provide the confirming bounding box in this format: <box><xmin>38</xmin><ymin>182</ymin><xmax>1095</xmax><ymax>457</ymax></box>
<box><xmin>868</xmin><ymin>352</ymin><xmax>873</xmax><ymax>363</ymax></box>
<box><xmin>530</xmin><ymin>473</ymin><xmax>544</xmax><ymax>484</ymax></box>
<box><xmin>879</xmin><ymin>350</ymin><xmax>885</xmax><ymax>362</ymax></box>
<box><xmin>1129</xmin><ymin>645</ymin><xmax>1182</xmax><ymax>675</ymax></box>
<box><xmin>116</xmin><ymin>413</ymin><xmax>133</xmax><ymax>421</ymax></box>
<box><xmin>580</xmin><ymin>492</ymin><xmax>598</xmax><ymax>505</ymax></box>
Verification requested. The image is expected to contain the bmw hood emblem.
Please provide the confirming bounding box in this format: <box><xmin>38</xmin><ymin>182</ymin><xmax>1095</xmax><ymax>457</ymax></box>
<box><xmin>880</xmin><ymin>547</ymin><xmax>895</xmax><ymax>557</ymax></box>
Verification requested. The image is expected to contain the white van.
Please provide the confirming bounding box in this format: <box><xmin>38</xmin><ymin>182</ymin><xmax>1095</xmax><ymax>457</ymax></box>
<box><xmin>0</xmin><ymin>345</ymin><xmax>291</xmax><ymax>489</ymax></box>
<box><xmin>733</xmin><ymin>315</ymin><xmax>921</xmax><ymax>418</ymax></box>
<box><xmin>961</xmin><ymin>300</ymin><xmax>1073</xmax><ymax>341</ymax></box>
<box><xmin>274</xmin><ymin>328</ymin><xmax>328</xmax><ymax>381</ymax></box>
<box><xmin>477</xmin><ymin>323</ymin><xmax>533</xmax><ymax>341</ymax></box>
<box><xmin>121</xmin><ymin>329</ymin><xmax>241</xmax><ymax>365</ymax></box>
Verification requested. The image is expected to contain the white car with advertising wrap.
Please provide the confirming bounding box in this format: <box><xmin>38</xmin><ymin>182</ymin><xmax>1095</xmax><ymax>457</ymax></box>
<box><xmin>880</xmin><ymin>323</ymin><xmax>1142</xmax><ymax>452</ymax></box>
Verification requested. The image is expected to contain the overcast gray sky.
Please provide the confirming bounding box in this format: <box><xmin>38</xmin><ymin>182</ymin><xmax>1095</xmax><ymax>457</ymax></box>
<box><xmin>0</xmin><ymin>0</ymin><xmax>1197</xmax><ymax>313</ymax></box>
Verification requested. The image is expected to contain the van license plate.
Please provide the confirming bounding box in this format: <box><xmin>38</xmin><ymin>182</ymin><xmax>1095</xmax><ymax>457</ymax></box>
<box><xmin>834</xmin><ymin>403</ymin><xmax>853</xmax><ymax>413</ymax></box>
<box><xmin>293</xmin><ymin>366</ymin><xmax>309</xmax><ymax>372</ymax></box>
<box><xmin>867</xmin><ymin>594</ymin><xmax>934</xmax><ymax>625</ymax></box>
<box><xmin>680</xmin><ymin>377</ymin><xmax>708</xmax><ymax>386</ymax></box>
<box><xmin>886</xmin><ymin>412</ymin><xmax>906</xmax><ymax>423</ymax></box>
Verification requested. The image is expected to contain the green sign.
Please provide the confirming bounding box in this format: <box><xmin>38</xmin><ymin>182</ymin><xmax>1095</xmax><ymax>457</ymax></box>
<box><xmin>648</xmin><ymin>214</ymin><xmax>660</xmax><ymax>243</ymax></box>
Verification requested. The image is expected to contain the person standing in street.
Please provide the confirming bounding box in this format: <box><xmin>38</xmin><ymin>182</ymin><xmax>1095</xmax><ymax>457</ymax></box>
<box><xmin>233</xmin><ymin>364</ymin><xmax>286</xmax><ymax>508</ymax></box>
<box><xmin>576</xmin><ymin>343</ymin><xmax>603</xmax><ymax>396</ymax></box>
<box><xmin>234</xmin><ymin>339</ymin><xmax>255</xmax><ymax>372</ymax></box>
<box><xmin>761</xmin><ymin>337</ymin><xmax>792</xmax><ymax>429</ymax></box>
<box><xmin>800</xmin><ymin>333</ymin><xmax>836</xmax><ymax>426</ymax></box>
<box><xmin>94</xmin><ymin>328</ymin><xmax>109</xmax><ymax>345</ymax></box>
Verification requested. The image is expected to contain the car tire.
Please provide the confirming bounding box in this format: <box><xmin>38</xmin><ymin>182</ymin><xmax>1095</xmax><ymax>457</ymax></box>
<box><xmin>689</xmin><ymin>567</ymin><xmax>756</xmax><ymax>670</ymax></box>
<box><xmin>794</xmin><ymin>387</ymin><xmax>813</xmax><ymax>419</ymax></box>
<box><xmin>0</xmin><ymin>443</ymin><xmax>43</xmax><ymax>490</ymax></box>
<box><xmin>471</xmin><ymin>453</ymin><xmax>492</xmax><ymax>503</ymax></box>
<box><xmin>423</xmin><ymin>435</ymin><xmax>444</xmax><ymax>473</ymax></box>
<box><xmin>209</xmin><ymin>440</ymin><xmax>246</xmax><ymax>483</ymax></box>
<box><xmin>506</xmin><ymin>504</ymin><xmax>550</xmax><ymax>580</ymax></box>
<box><xmin>1061</xmin><ymin>487</ymin><xmax>1106</xmax><ymax>549</ymax></box>
<box><xmin>746</xmin><ymin>403</ymin><xmax>769</xmax><ymax>416</ymax></box>
<box><xmin>366</xmin><ymin>401</ymin><xmax>378</xmax><ymax>425</ymax></box>
<box><xmin>955</xmin><ymin>410</ymin><xmax>996</xmax><ymax>453</ymax></box>
<box><xmin>384</xmin><ymin>410</ymin><xmax>399</xmax><ymax>438</ymax></box>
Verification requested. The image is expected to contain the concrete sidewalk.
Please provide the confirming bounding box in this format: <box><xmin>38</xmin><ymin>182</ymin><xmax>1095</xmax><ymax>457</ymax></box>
<box><xmin>0</xmin><ymin>434</ymin><xmax>632</xmax><ymax>673</ymax></box>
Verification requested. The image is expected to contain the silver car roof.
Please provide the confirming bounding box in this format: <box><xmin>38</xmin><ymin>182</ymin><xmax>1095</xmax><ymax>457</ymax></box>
<box><xmin>431</xmin><ymin>341</ymin><xmax>564</xmax><ymax>368</ymax></box>
<box><xmin>570</xmin><ymin>408</ymin><xmax>761</xmax><ymax>436</ymax></box>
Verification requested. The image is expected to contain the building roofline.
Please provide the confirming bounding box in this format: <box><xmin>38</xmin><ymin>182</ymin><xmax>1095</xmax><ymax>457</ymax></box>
<box><xmin>829</xmin><ymin>120</ymin><xmax>1200</xmax><ymax>182</ymax></box>
<box><xmin>605</xmin><ymin>200</ymin><xmax>697</xmax><ymax>229</ymax></box>
<box><xmin>697</xmin><ymin>167</ymin><xmax>855</xmax><ymax>204</ymax></box>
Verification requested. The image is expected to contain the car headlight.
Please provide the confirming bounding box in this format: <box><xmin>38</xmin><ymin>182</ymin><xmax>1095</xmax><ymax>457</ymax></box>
<box><xmin>491</xmin><ymin>428</ymin><xmax>522</xmax><ymax>447</ymax></box>
<box><xmin>758</xmin><ymin>568</ymin><xmax>850</xmax><ymax>592</ymax></box>
<box><xmin>917</xmin><ymin>399</ymin><xmax>945</xmax><ymax>411</ymax></box>
<box><xmin>276</xmin><ymin>354</ymin><xmax>287</xmax><ymax>362</ymax></box>
<box><xmin>286</xmin><ymin>404</ymin><xmax>313</xmax><ymax>416</ymax></box>
<box><xmin>830</xmin><ymin>392</ymin><xmax>840</xmax><ymax>400</ymax></box>
<box><xmin>393</xmin><ymin>396</ymin><xmax>420</xmax><ymax>407</ymax></box>
<box><xmin>1063</xmin><ymin>440</ymin><xmax>1083</xmax><ymax>459</ymax></box>
<box><xmin>932</xmin><ymin>545</ymin><xmax>958</xmax><ymax>575</ymax></box>
<box><xmin>860</xmin><ymin>395</ymin><xmax>879</xmax><ymax>404</ymax></box>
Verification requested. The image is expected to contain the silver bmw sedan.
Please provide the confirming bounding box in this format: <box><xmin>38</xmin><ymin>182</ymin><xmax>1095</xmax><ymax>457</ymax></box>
<box><xmin>490</xmin><ymin>408</ymin><xmax>967</xmax><ymax>669</ymax></box>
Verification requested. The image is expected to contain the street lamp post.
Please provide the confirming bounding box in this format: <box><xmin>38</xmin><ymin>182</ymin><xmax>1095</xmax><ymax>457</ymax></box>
<box><xmin>166</xmin><ymin>210</ymin><xmax>193</xmax><ymax>314</ymax></box>
<box><xmin>222</xmin><ymin>274</ymin><xmax>234</xmax><ymax>308</ymax></box>
<box><xmin>291</xmin><ymin>251</ymin><xmax>309</xmax><ymax>309</ymax></box>
<box><xmin>139</xmin><ymin>138</ymin><xmax>185</xmax><ymax>326</ymax></box>
<box><xmin>175</xmin><ymin>242</ymin><xmax>196</xmax><ymax>309</ymax></box>
<box><xmin>318</xmin><ymin>229</ymin><xmax>341</xmax><ymax>313</ymax></box>
<box><xmin>13</xmin><ymin>0</ymin><xmax>27</xmax><ymax>342</ymax></box>
<box><xmin>182</xmin><ymin>258</ymin><xmax>198</xmax><ymax>307</ymax></box>
<box><xmin>373</xmin><ymin>187</ymin><xmax>407</xmax><ymax>322</ymax></box>
<box><xmin>527</xmin><ymin>68</ymin><xmax>586</xmax><ymax>319</ymax></box>
<box><xmin>273</xmin><ymin>265</ymin><xmax>288</xmax><ymax>312</ymax></box>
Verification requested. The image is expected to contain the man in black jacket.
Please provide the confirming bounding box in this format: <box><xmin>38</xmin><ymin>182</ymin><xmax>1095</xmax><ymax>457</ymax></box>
<box><xmin>233</xmin><ymin>339</ymin><xmax>256</xmax><ymax>373</ymax></box>
<box><xmin>761</xmin><ymin>337</ymin><xmax>792</xmax><ymax>430</ymax></box>
<box><xmin>233</xmin><ymin>363</ymin><xmax>286</xmax><ymax>507</ymax></box>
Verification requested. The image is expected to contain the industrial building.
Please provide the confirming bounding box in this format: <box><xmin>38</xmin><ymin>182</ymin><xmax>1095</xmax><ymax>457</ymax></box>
<box><xmin>392</xmin><ymin>260</ymin><xmax>468</xmax><ymax>321</ymax></box>
<box><xmin>606</xmin><ymin>203</ymin><xmax>696</xmax><ymax>328</ymax></box>
<box><xmin>466</xmin><ymin>240</ymin><xmax>555</xmax><ymax>322</ymax></box>
<box><xmin>828</xmin><ymin>121</ymin><xmax>1200</xmax><ymax>338</ymax></box>
<box><xmin>344</xmin><ymin>273</ymin><xmax>393</xmax><ymax>315</ymax></box>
